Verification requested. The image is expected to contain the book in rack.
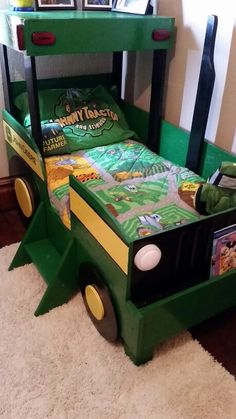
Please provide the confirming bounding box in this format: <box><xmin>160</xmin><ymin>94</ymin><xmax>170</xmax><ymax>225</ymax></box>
<box><xmin>211</xmin><ymin>224</ymin><xmax>236</xmax><ymax>277</ymax></box>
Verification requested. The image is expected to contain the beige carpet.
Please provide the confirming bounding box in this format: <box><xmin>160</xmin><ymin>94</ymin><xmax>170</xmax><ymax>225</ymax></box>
<box><xmin>1</xmin><ymin>243</ymin><xmax>236</xmax><ymax>419</ymax></box>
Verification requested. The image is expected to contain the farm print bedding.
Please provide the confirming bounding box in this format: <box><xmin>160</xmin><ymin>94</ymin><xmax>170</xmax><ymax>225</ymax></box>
<box><xmin>45</xmin><ymin>140</ymin><xmax>204</xmax><ymax>240</ymax></box>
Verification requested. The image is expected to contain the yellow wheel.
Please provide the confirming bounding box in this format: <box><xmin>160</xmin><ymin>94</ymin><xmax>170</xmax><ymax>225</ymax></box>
<box><xmin>14</xmin><ymin>177</ymin><xmax>37</xmax><ymax>219</ymax></box>
<box><xmin>85</xmin><ymin>285</ymin><xmax>105</xmax><ymax>321</ymax></box>
<box><xmin>80</xmin><ymin>265</ymin><xmax>118</xmax><ymax>342</ymax></box>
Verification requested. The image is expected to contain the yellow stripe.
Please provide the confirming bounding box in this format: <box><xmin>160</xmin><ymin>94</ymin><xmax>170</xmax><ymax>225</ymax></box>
<box><xmin>70</xmin><ymin>187</ymin><xmax>129</xmax><ymax>274</ymax></box>
<box><xmin>3</xmin><ymin>121</ymin><xmax>44</xmax><ymax>180</ymax></box>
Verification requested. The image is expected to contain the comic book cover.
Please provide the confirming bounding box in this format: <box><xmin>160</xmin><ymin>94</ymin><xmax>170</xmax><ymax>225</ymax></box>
<box><xmin>211</xmin><ymin>224</ymin><xmax>236</xmax><ymax>277</ymax></box>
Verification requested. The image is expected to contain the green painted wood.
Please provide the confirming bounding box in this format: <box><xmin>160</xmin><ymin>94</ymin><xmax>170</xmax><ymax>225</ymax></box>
<box><xmin>9</xmin><ymin>201</ymin><xmax>47</xmax><ymax>270</ymax></box>
<box><xmin>122</xmin><ymin>102</ymin><xmax>149</xmax><ymax>145</ymax></box>
<box><xmin>46</xmin><ymin>204</ymin><xmax>71</xmax><ymax>254</ymax></box>
<box><xmin>123</xmin><ymin>103</ymin><xmax>236</xmax><ymax>178</ymax></box>
<box><xmin>70</xmin><ymin>212</ymin><xmax>136</xmax><ymax>336</ymax></box>
<box><xmin>1</xmin><ymin>7</ymin><xmax>235</xmax><ymax>365</ymax></box>
<box><xmin>159</xmin><ymin>121</ymin><xmax>236</xmax><ymax>178</ymax></box>
<box><xmin>25</xmin><ymin>239</ymin><xmax>61</xmax><ymax>285</ymax></box>
<box><xmin>0</xmin><ymin>11</ymin><xmax>175</xmax><ymax>56</ymax></box>
<box><xmin>11</xmin><ymin>74</ymin><xmax>114</xmax><ymax>98</ymax></box>
<box><xmin>3</xmin><ymin>110</ymin><xmax>48</xmax><ymax>202</ymax></box>
<box><xmin>70</xmin><ymin>208</ymin><xmax>236</xmax><ymax>366</ymax></box>
<box><xmin>34</xmin><ymin>239</ymin><xmax>79</xmax><ymax>316</ymax></box>
<box><xmin>200</xmin><ymin>141</ymin><xmax>236</xmax><ymax>178</ymax></box>
<box><xmin>9</xmin><ymin>202</ymin><xmax>79</xmax><ymax>315</ymax></box>
<box><xmin>139</xmin><ymin>269</ymin><xmax>236</xmax><ymax>352</ymax></box>
<box><xmin>11</xmin><ymin>76</ymin><xmax>233</xmax><ymax>183</ymax></box>
<box><xmin>3</xmin><ymin>110</ymin><xmax>41</xmax><ymax>155</ymax></box>
<box><xmin>8</xmin><ymin>182</ymin><xmax>236</xmax><ymax>364</ymax></box>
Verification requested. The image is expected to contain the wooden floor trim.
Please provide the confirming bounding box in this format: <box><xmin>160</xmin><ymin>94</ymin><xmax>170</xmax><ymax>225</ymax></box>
<box><xmin>0</xmin><ymin>176</ymin><xmax>17</xmax><ymax>211</ymax></box>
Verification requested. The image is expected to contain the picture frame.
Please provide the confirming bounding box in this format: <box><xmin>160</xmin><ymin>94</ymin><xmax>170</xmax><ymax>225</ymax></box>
<box><xmin>112</xmin><ymin>0</ymin><xmax>151</xmax><ymax>15</ymax></box>
<box><xmin>35</xmin><ymin>0</ymin><xmax>76</xmax><ymax>11</ymax></box>
<box><xmin>82</xmin><ymin>0</ymin><xmax>113</xmax><ymax>11</ymax></box>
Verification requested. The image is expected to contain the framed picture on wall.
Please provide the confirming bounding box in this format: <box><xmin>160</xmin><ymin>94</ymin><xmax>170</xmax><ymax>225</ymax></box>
<box><xmin>83</xmin><ymin>0</ymin><xmax>113</xmax><ymax>10</ymax></box>
<box><xmin>112</xmin><ymin>0</ymin><xmax>150</xmax><ymax>15</ymax></box>
<box><xmin>35</xmin><ymin>0</ymin><xmax>76</xmax><ymax>10</ymax></box>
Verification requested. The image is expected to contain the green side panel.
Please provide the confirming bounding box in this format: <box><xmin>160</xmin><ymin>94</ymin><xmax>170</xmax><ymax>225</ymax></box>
<box><xmin>140</xmin><ymin>269</ymin><xmax>236</xmax><ymax>350</ymax></box>
<box><xmin>122</xmin><ymin>102</ymin><xmax>149</xmax><ymax>145</ymax></box>
<box><xmin>3</xmin><ymin>110</ymin><xmax>48</xmax><ymax>201</ymax></box>
<box><xmin>3</xmin><ymin>109</ymin><xmax>40</xmax><ymax>154</ymax></box>
<box><xmin>122</xmin><ymin>103</ymin><xmax>236</xmax><ymax>177</ymax></box>
<box><xmin>11</xmin><ymin>74</ymin><xmax>114</xmax><ymax>98</ymax></box>
<box><xmin>159</xmin><ymin>120</ymin><xmax>189</xmax><ymax>165</ymax></box>
<box><xmin>5</xmin><ymin>133</ymin><xmax>48</xmax><ymax>202</ymax></box>
<box><xmin>0</xmin><ymin>11</ymin><xmax>174</xmax><ymax>55</ymax></box>
<box><xmin>159</xmin><ymin>121</ymin><xmax>236</xmax><ymax>177</ymax></box>
<box><xmin>200</xmin><ymin>141</ymin><xmax>236</xmax><ymax>179</ymax></box>
<box><xmin>122</xmin><ymin>103</ymin><xmax>190</xmax><ymax>162</ymax></box>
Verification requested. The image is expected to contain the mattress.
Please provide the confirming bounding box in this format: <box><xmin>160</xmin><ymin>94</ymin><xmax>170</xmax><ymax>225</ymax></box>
<box><xmin>45</xmin><ymin>140</ymin><xmax>204</xmax><ymax>241</ymax></box>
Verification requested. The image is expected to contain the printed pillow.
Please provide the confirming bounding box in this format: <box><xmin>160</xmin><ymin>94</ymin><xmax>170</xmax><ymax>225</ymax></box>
<box><xmin>15</xmin><ymin>85</ymin><xmax>137</xmax><ymax>156</ymax></box>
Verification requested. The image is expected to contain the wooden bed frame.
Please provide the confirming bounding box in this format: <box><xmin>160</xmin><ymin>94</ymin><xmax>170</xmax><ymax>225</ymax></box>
<box><xmin>0</xmin><ymin>10</ymin><xmax>235</xmax><ymax>364</ymax></box>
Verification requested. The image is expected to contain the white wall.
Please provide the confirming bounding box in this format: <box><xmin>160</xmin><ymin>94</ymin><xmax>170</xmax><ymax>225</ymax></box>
<box><xmin>162</xmin><ymin>0</ymin><xmax>236</xmax><ymax>155</ymax></box>
<box><xmin>0</xmin><ymin>0</ymin><xmax>235</xmax><ymax>177</ymax></box>
<box><xmin>135</xmin><ymin>0</ymin><xmax>236</xmax><ymax>156</ymax></box>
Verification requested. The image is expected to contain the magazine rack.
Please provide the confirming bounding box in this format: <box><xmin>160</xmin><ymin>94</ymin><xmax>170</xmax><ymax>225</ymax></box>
<box><xmin>0</xmin><ymin>10</ymin><xmax>235</xmax><ymax>364</ymax></box>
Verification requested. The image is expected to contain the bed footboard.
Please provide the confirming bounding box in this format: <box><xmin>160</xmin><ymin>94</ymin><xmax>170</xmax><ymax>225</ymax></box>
<box><xmin>130</xmin><ymin>208</ymin><xmax>236</xmax><ymax>306</ymax></box>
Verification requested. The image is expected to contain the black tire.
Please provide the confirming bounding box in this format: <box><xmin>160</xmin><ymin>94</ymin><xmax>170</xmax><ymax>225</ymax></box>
<box><xmin>80</xmin><ymin>264</ymin><xmax>118</xmax><ymax>342</ymax></box>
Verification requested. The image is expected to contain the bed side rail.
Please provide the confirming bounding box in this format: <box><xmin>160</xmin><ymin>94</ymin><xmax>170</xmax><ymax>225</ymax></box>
<box><xmin>2</xmin><ymin>110</ymin><xmax>45</xmax><ymax>181</ymax></box>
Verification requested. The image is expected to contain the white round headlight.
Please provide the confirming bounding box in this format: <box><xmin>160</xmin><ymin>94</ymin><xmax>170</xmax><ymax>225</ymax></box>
<box><xmin>134</xmin><ymin>244</ymin><xmax>162</xmax><ymax>271</ymax></box>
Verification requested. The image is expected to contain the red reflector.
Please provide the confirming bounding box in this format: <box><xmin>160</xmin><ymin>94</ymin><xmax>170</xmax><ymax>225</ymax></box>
<box><xmin>152</xmin><ymin>29</ymin><xmax>170</xmax><ymax>42</ymax></box>
<box><xmin>32</xmin><ymin>32</ymin><xmax>56</xmax><ymax>46</ymax></box>
<box><xmin>17</xmin><ymin>25</ymin><xmax>24</xmax><ymax>50</ymax></box>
